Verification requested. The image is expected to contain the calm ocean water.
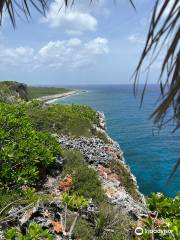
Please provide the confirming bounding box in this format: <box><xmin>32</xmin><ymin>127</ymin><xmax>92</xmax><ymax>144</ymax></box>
<box><xmin>55</xmin><ymin>85</ymin><xmax>180</xmax><ymax>197</ymax></box>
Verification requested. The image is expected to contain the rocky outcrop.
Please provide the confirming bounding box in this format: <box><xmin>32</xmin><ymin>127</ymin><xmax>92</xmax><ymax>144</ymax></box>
<box><xmin>9</xmin><ymin>82</ymin><xmax>28</xmax><ymax>100</ymax></box>
<box><xmin>96</xmin><ymin>111</ymin><xmax>106</xmax><ymax>130</ymax></box>
<box><xmin>0</xmin><ymin>81</ymin><xmax>28</xmax><ymax>102</ymax></box>
<box><xmin>58</xmin><ymin>135</ymin><xmax>123</xmax><ymax>165</ymax></box>
<box><xmin>97</xmin><ymin>165</ymin><xmax>147</xmax><ymax>219</ymax></box>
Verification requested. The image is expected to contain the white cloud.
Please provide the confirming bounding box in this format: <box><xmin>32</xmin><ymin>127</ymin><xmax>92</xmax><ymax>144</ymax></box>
<box><xmin>42</xmin><ymin>0</ymin><xmax>97</xmax><ymax>34</ymax></box>
<box><xmin>0</xmin><ymin>37</ymin><xmax>109</xmax><ymax>70</ymax></box>
<box><xmin>128</xmin><ymin>33</ymin><xmax>145</xmax><ymax>44</ymax></box>
<box><xmin>37</xmin><ymin>37</ymin><xmax>109</xmax><ymax>69</ymax></box>
<box><xmin>0</xmin><ymin>46</ymin><xmax>34</xmax><ymax>65</ymax></box>
<box><xmin>84</xmin><ymin>38</ymin><xmax>109</xmax><ymax>55</ymax></box>
<box><xmin>65</xmin><ymin>30</ymin><xmax>83</xmax><ymax>36</ymax></box>
<box><xmin>94</xmin><ymin>0</ymin><xmax>111</xmax><ymax>17</ymax></box>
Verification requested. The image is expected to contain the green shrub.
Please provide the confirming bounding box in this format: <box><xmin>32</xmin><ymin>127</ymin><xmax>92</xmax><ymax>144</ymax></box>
<box><xmin>93</xmin><ymin>203</ymin><xmax>131</xmax><ymax>240</ymax></box>
<box><xmin>62</xmin><ymin>150</ymin><xmax>106</xmax><ymax>204</ymax></box>
<box><xmin>74</xmin><ymin>218</ymin><xmax>95</xmax><ymax>240</ymax></box>
<box><xmin>0</xmin><ymin>102</ymin><xmax>61</xmax><ymax>186</ymax></box>
<box><xmin>65</xmin><ymin>201</ymin><xmax>130</xmax><ymax>240</ymax></box>
<box><xmin>5</xmin><ymin>222</ymin><xmax>54</xmax><ymax>240</ymax></box>
<box><xmin>62</xmin><ymin>192</ymin><xmax>90</xmax><ymax>211</ymax></box>
<box><xmin>138</xmin><ymin>193</ymin><xmax>180</xmax><ymax>240</ymax></box>
<box><xmin>147</xmin><ymin>192</ymin><xmax>180</xmax><ymax>218</ymax></box>
<box><xmin>163</xmin><ymin>218</ymin><xmax>180</xmax><ymax>240</ymax></box>
<box><xmin>26</xmin><ymin>102</ymin><xmax>98</xmax><ymax>137</ymax></box>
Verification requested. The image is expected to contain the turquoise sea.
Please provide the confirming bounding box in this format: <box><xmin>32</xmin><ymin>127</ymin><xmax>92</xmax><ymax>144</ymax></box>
<box><xmin>55</xmin><ymin>85</ymin><xmax>180</xmax><ymax>197</ymax></box>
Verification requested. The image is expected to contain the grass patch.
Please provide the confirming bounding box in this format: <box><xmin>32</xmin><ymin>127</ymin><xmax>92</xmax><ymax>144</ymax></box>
<box><xmin>74</xmin><ymin>218</ymin><xmax>95</xmax><ymax>240</ymax></box>
<box><xmin>26</xmin><ymin>102</ymin><xmax>98</xmax><ymax>137</ymax></box>
<box><xmin>26</xmin><ymin>101</ymin><xmax>109</xmax><ymax>140</ymax></box>
<box><xmin>93</xmin><ymin>203</ymin><xmax>131</xmax><ymax>240</ymax></box>
<box><xmin>65</xmin><ymin>200</ymin><xmax>131</xmax><ymax>240</ymax></box>
<box><xmin>108</xmin><ymin>160</ymin><xmax>141</xmax><ymax>201</ymax></box>
<box><xmin>62</xmin><ymin>149</ymin><xmax>106</xmax><ymax>204</ymax></box>
<box><xmin>0</xmin><ymin>190</ymin><xmax>24</xmax><ymax>216</ymax></box>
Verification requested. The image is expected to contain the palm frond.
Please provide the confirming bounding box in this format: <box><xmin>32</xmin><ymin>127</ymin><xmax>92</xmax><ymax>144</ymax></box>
<box><xmin>133</xmin><ymin>0</ymin><xmax>180</xmax><ymax>180</ymax></box>
<box><xmin>133</xmin><ymin>0</ymin><xmax>180</xmax><ymax>132</ymax></box>
<box><xmin>129</xmin><ymin>0</ymin><xmax>136</xmax><ymax>10</ymax></box>
<box><xmin>0</xmin><ymin>1</ymin><xmax>136</xmax><ymax>27</ymax></box>
<box><xmin>0</xmin><ymin>0</ymin><xmax>49</xmax><ymax>27</ymax></box>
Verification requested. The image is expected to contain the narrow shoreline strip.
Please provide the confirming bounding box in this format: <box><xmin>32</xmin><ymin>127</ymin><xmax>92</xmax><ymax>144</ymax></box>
<box><xmin>35</xmin><ymin>90</ymin><xmax>78</xmax><ymax>103</ymax></box>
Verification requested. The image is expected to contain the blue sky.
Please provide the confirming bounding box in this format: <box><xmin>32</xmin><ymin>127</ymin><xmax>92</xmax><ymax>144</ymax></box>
<box><xmin>0</xmin><ymin>0</ymin><xmax>164</xmax><ymax>86</ymax></box>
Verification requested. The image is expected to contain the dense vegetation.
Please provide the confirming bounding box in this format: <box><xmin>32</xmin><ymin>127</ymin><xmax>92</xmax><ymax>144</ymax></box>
<box><xmin>137</xmin><ymin>193</ymin><xmax>180</xmax><ymax>240</ymax></box>
<box><xmin>62</xmin><ymin>150</ymin><xmax>106</xmax><ymax>204</ymax></box>
<box><xmin>5</xmin><ymin>222</ymin><xmax>54</xmax><ymax>240</ymax></box>
<box><xmin>26</xmin><ymin>101</ymin><xmax>98</xmax><ymax>137</ymax></box>
<box><xmin>27</xmin><ymin>86</ymin><xmax>69</xmax><ymax>100</ymax></box>
<box><xmin>0</xmin><ymin>102</ymin><xmax>62</xmax><ymax>186</ymax></box>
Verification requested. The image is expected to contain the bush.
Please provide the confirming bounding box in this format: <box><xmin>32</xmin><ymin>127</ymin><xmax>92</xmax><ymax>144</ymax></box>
<box><xmin>0</xmin><ymin>102</ymin><xmax>61</xmax><ymax>186</ymax></box>
<box><xmin>62</xmin><ymin>150</ymin><xmax>106</xmax><ymax>204</ymax></box>
<box><xmin>74</xmin><ymin>218</ymin><xmax>95</xmax><ymax>240</ymax></box>
<box><xmin>4</xmin><ymin>222</ymin><xmax>54</xmax><ymax>240</ymax></box>
<box><xmin>93</xmin><ymin>203</ymin><xmax>131</xmax><ymax>240</ymax></box>
<box><xmin>65</xmin><ymin>201</ymin><xmax>130</xmax><ymax>240</ymax></box>
<box><xmin>62</xmin><ymin>192</ymin><xmax>90</xmax><ymax>211</ymax></box>
<box><xmin>26</xmin><ymin>102</ymin><xmax>98</xmax><ymax>137</ymax></box>
<box><xmin>137</xmin><ymin>193</ymin><xmax>180</xmax><ymax>240</ymax></box>
<box><xmin>147</xmin><ymin>192</ymin><xmax>180</xmax><ymax>218</ymax></box>
<box><xmin>0</xmin><ymin>190</ymin><xmax>25</xmax><ymax>218</ymax></box>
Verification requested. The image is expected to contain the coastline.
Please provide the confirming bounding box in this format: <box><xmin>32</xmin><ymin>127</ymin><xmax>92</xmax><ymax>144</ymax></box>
<box><xmin>95</xmin><ymin>112</ymin><xmax>147</xmax><ymax>215</ymax></box>
<box><xmin>35</xmin><ymin>90</ymin><xmax>79</xmax><ymax>103</ymax></box>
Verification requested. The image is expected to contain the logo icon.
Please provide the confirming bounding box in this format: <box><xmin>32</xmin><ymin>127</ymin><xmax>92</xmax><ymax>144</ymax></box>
<box><xmin>135</xmin><ymin>227</ymin><xmax>143</xmax><ymax>236</ymax></box>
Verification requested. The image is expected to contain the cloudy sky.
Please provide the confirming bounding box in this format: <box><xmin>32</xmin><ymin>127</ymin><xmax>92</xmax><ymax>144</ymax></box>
<box><xmin>0</xmin><ymin>0</ymin><xmax>164</xmax><ymax>85</ymax></box>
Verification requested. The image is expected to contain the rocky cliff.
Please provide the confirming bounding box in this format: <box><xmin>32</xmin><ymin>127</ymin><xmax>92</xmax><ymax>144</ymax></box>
<box><xmin>58</xmin><ymin>111</ymin><xmax>148</xmax><ymax>220</ymax></box>
<box><xmin>0</xmin><ymin>81</ymin><xmax>28</xmax><ymax>102</ymax></box>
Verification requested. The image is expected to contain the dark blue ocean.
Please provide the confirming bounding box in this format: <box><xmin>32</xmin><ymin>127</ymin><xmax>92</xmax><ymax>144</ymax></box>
<box><xmin>55</xmin><ymin>85</ymin><xmax>180</xmax><ymax>197</ymax></box>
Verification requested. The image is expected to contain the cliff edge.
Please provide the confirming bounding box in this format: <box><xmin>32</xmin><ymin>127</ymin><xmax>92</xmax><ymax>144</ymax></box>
<box><xmin>58</xmin><ymin>111</ymin><xmax>147</xmax><ymax>220</ymax></box>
